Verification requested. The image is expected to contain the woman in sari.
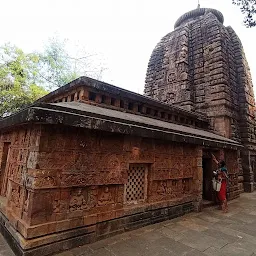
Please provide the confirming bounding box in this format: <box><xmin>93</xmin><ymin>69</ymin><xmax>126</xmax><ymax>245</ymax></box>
<box><xmin>212</xmin><ymin>154</ymin><xmax>228</xmax><ymax>213</ymax></box>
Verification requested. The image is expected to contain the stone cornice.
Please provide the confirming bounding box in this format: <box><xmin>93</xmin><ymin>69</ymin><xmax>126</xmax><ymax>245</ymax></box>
<box><xmin>174</xmin><ymin>8</ymin><xmax>224</xmax><ymax>28</ymax></box>
<box><xmin>0</xmin><ymin>103</ymin><xmax>242</xmax><ymax>149</ymax></box>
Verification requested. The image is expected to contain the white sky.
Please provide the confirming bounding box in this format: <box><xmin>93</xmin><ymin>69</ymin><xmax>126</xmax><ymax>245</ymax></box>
<box><xmin>1</xmin><ymin>0</ymin><xmax>255</xmax><ymax>94</ymax></box>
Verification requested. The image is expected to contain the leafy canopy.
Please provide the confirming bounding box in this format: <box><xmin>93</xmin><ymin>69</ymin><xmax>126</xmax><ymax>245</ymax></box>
<box><xmin>0</xmin><ymin>38</ymin><xmax>104</xmax><ymax>117</ymax></box>
<box><xmin>0</xmin><ymin>44</ymin><xmax>47</xmax><ymax>117</ymax></box>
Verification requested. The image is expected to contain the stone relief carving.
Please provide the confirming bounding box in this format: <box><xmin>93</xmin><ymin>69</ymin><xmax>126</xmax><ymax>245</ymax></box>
<box><xmin>27</xmin><ymin>152</ymin><xmax>39</xmax><ymax>169</ymax></box>
<box><xmin>34</xmin><ymin>176</ymin><xmax>56</xmax><ymax>188</ymax></box>
<box><xmin>53</xmin><ymin>199</ymin><xmax>66</xmax><ymax>213</ymax></box>
<box><xmin>152</xmin><ymin>178</ymin><xmax>187</xmax><ymax>201</ymax></box>
<box><xmin>98</xmin><ymin>186</ymin><xmax>114</xmax><ymax>206</ymax></box>
<box><xmin>157</xmin><ymin>181</ymin><xmax>171</xmax><ymax>195</ymax></box>
<box><xmin>163</xmin><ymin>92</ymin><xmax>175</xmax><ymax>104</ymax></box>
<box><xmin>11</xmin><ymin>188</ymin><xmax>21</xmax><ymax>208</ymax></box>
<box><xmin>23</xmin><ymin>191</ymin><xmax>30</xmax><ymax>213</ymax></box>
<box><xmin>2</xmin><ymin>132</ymin><xmax>12</xmax><ymax>142</ymax></box>
<box><xmin>171</xmin><ymin>179</ymin><xmax>183</xmax><ymax>197</ymax></box>
<box><xmin>69</xmin><ymin>188</ymin><xmax>89</xmax><ymax>212</ymax></box>
<box><xmin>103</xmin><ymin>154</ymin><xmax>122</xmax><ymax>180</ymax></box>
<box><xmin>182</xmin><ymin>178</ymin><xmax>192</xmax><ymax>193</ymax></box>
<box><xmin>167</xmin><ymin>72</ymin><xmax>176</xmax><ymax>84</ymax></box>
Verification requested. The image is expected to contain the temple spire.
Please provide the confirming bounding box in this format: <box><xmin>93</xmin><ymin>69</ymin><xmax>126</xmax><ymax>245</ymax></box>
<box><xmin>197</xmin><ymin>0</ymin><xmax>200</xmax><ymax>8</ymax></box>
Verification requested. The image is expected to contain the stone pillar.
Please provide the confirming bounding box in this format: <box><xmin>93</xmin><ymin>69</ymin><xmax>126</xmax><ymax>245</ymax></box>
<box><xmin>237</xmin><ymin>150</ymin><xmax>244</xmax><ymax>193</ymax></box>
<box><xmin>242</xmin><ymin>150</ymin><xmax>254</xmax><ymax>192</ymax></box>
<box><xmin>193</xmin><ymin>147</ymin><xmax>203</xmax><ymax>212</ymax></box>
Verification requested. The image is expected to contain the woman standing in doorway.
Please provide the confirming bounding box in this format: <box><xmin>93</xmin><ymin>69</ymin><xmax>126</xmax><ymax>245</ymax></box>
<box><xmin>212</xmin><ymin>154</ymin><xmax>228</xmax><ymax>213</ymax></box>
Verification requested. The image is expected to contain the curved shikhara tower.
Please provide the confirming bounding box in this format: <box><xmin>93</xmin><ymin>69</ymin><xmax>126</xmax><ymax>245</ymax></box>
<box><xmin>145</xmin><ymin>8</ymin><xmax>256</xmax><ymax>191</ymax></box>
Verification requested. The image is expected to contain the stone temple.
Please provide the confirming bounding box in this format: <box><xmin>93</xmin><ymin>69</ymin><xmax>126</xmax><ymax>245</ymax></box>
<box><xmin>0</xmin><ymin>6</ymin><xmax>254</xmax><ymax>256</ymax></box>
<box><xmin>145</xmin><ymin>7</ymin><xmax>256</xmax><ymax>192</ymax></box>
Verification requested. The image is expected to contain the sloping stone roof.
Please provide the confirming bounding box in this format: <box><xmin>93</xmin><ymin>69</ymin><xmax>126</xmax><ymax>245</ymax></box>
<box><xmin>35</xmin><ymin>76</ymin><xmax>209</xmax><ymax>122</ymax></box>
<box><xmin>0</xmin><ymin>101</ymin><xmax>241</xmax><ymax>149</ymax></box>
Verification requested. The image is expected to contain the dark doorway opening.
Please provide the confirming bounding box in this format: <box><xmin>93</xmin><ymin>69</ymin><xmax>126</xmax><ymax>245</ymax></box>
<box><xmin>252</xmin><ymin>160</ymin><xmax>256</xmax><ymax>188</ymax></box>
<box><xmin>202</xmin><ymin>151</ymin><xmax>214</xmax><ymax>201</ymax></box>
<box><xmin>202</xmin><ymin>158</ymin><xmax>213</xmax><ymax>201</ymax></box>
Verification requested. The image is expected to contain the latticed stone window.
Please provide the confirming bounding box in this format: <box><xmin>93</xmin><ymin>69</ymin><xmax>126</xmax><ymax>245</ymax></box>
<box><xmin>124</xmin><ymin>164</ymin><xmax>148</xmax><ymax>204</ymax></box>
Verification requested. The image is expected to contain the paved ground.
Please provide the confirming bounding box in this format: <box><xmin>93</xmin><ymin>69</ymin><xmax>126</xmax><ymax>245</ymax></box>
<box><xmin>0</xmin><ymin>235</ymin><xmax>15</xmax><ymax>256</ymax></box>
<box><xmin>1</xmin><ymin>192</ymin><xmax>256</xmax><ymax>256</ymax></box>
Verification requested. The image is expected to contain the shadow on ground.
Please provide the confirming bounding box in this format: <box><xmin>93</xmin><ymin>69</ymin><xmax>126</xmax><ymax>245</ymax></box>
<box><xmin>1</xmin><ymin>193</ymin><xmax>256</xmax><ymax>256</ymax></box>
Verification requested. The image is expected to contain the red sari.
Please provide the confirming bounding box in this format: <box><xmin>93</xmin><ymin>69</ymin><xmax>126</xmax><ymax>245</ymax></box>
<box><xmin>218</xmin><ymin>168</ymin><xmax>227</xmax><ymax>201</ymax></box>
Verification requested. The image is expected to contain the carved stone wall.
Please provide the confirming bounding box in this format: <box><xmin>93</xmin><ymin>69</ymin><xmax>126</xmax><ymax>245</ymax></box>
<box><xmin>0</xmin><ymin>123</ymin><xmax>240</xmax><ymax>250</ymax></box>
<box><xmin>0</xmin><ymin>126</ymin><xmax>40</xmax><ymax>224</ymax></box>
<box><xmin>145</xmin><ymin>7</ymin><xmax>256</xmax><ymax>191</ymax></box>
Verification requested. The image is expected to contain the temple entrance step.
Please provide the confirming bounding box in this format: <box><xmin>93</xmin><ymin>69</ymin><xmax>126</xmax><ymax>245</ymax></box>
<box><xmin>202</xmin><ymin>199</ymin><xmax>215</xmax><ymax>208</ymax></box>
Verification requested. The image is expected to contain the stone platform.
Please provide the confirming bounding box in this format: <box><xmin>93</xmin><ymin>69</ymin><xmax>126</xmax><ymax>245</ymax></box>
<box><xmin>54</xmin><ymin>192</ymin><xmax>256</xmax><ymax>256</ymax></box>
<box><xmin>1</xmin><ymin>192</ymin><xmax>256</xmax><ymax>256</ymax></box>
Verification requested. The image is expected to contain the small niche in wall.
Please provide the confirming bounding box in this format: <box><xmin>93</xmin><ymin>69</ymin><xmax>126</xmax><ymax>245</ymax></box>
<box><xmin>138</xmin><ymin>105</ymin><xmax>143</xmax><ymax>113</ymax></box>
<box><xmin>102</xmin><ymin>95</ymin><xmax>106</xmax><ymax>104</ymax></box>
<box><xmin>128</xmin><ymin>102</ymin><xmax>133</xmax><ymax>110</ymax></box>
<box><xmin>111</xmin><ymin>98</ymin><xmax>116</xmax><ymax>106</ymax></box>
<box><xmin>89</xmin><ymin>92</ymin><xmax>96</xmax><ymax>101</ymax></box>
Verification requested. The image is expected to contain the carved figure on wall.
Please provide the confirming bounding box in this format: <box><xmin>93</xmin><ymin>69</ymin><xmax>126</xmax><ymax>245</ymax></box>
<box><xmin>23</xmin><ymin>199</ymin><xmax>29</xmax><ymax>213</ymax></box>
<box><xmin>98</xmin><ymin>186</ymin><xmax>114</xmax><ymax>206</ymax></box>
<box><xmin>165</xmin><ymin>92</ymin><xmax>175</xmax><ymax>104</ymax></box>
<box><xmin>11</xmin><ymin>188</ymin><xmax>20</xmax><ymax>208</ymax></box>
<box><xmin>107</xmin><ymin>154</ymin><xmax>121</xmax><ymax>178</ymax></box>
<box><xmin>179</xmin><ymin>45</ymin><xmax>188</xmax><ymax>62</ymax></box>
<box><xmin>167</xmin><ymin>72</ymin><xmax>176</xmax><ymax>84</ymax></box>
<box><xmin>23</xmin><ymin>191</ymin><xmax>30</xmax><ymax>213</ymax></box>
<box><xmin>157</xmin><ymin>181</ymin><xmax>171</xmax><ymax>195</ymax></box>
<box><xmin>69</xmin><ymin>188</ymin><xmax>89</xmax><ymax>212</ymax></box>
<box><xmin>53</xmin><ymin>200</ymin><xmax>60</xmax><ymax>213</ymax></box>
<box><xmin>34</xmin><ymin>176</ymin><xmax>56</xmax><ymax>188</ymax></box>
<box><xmin>183</xmin><ymin>164</ymin><xmax>193</xmax><ymax>177</ymax></box>
<box><xmin>171</xmin><ymin>179</ymin><xmax>182</xmax><ymax>197</ymax></box>
<box><xmin>182</xmin><ymin>178</ymin><xmax>191</xmax><ymax>193</ymax></box>
<box><xmin>25</xmin><ymin>176</ymin><xmax>33</xmax><ymax>188</ymax></box>
<box><xmin>131</xmin><ymin>147</ymin><xmax>140</xmax><ymax>159</ymax></box>
<box><xmin>88</xmin><ymin>186</ymin><xmax>97</xmax><ymax>207</ymax></box>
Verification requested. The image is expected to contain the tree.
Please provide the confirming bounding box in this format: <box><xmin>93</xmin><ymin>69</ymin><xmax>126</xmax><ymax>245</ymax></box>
<box><xmin>232</xmin><ymin>0</ymin><xmax>256</xmax><ymax>27</ymax></box>
<box><xmin>0</xmin><ymin>44</ymin><xmax>48</xmax><ymax>117</ymax></box>
<box><xmin>37</xmin><ymin>38</ymin><xmax>105</xmax><ymax>89</ymax></box>
<box><xmin>0</xmin><ymin>39</ymin><xmax>105</xmax><ymax>117</ymax></box>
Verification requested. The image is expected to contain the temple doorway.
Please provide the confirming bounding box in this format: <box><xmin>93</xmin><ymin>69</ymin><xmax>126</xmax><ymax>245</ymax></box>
<box><xmin>202</xmin><ymin>157</ymin><xmax>213</xmax><ymax>201</ymax></box>
<box><xmin>202</xmin><ymin>150</ymin><xmax>214</xmax><ymax>202</ymax></box>
<box><xmin>252</xmin><ymin>159</ymin><xmax>256</xmax><ymax>188</ymax></box>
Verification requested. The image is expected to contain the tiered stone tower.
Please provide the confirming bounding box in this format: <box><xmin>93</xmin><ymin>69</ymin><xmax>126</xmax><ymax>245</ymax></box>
<box><xmin>145</xmin><ymin>7</ymin><xmax>256</xmax><ymax>191</ymax></box>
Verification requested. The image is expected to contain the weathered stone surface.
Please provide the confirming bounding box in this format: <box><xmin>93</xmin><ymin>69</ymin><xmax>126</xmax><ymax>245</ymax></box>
<box><xmin>145</xmin><ymin>7</ymin><xmax>256</xmax><ymax>191</ymax></box>
<box><xmin>0</xmin><ymin>6</ymin><xmax>250</xmax><ymax>256</ymax></box>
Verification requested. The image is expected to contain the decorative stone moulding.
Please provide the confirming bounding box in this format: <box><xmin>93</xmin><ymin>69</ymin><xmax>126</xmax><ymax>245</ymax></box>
<box><xmin>174</xmin><ymin>8</ymin><xmax>224</xmax><ymax>28</ymax></box>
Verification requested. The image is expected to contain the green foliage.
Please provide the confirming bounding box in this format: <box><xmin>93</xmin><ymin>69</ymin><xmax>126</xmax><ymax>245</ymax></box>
<box><xmin>0</xmin><ymin>38</ymin><xmax>104</xmax><ymax>117</ymax></box>
<box><xmin>37</xmin><ymin>38</ymin><xmax>79</xmax><ymax>88</ymax></box>
<box><xmin>232</xmin><ymin>0</ymin><xmax>256</xmax><ymax>27</ymax></box>
<box><xmin>0</xmin><ymin>44</ymin><xmax>48</xmax><ymax>117</ymax></box>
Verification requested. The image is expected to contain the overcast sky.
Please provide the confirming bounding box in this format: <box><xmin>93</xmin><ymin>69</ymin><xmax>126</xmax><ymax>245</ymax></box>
<box><xmin>1</xmin><ymin>0</ymin><xmax>255</xmax><ymax>94</ymax></box>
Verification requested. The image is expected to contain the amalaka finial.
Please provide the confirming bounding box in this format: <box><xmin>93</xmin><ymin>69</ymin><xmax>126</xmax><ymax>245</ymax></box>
<box><xmin>197</xmin><ymin>0</ymin><xmax>200</xmax><ymax>9</ymax></box>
